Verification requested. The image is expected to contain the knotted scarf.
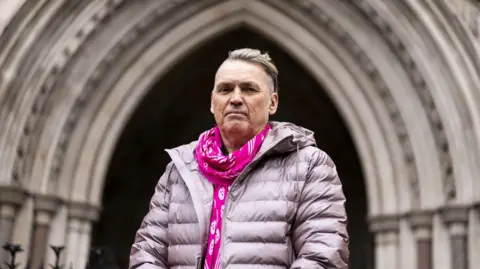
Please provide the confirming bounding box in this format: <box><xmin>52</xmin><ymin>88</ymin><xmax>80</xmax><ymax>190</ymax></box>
<box><xmin>194</xmin><ymin>124</ymin><xmax>271</xmax><ymax>269</ymax></box>
<box><xmin>195</xmin><ymin>124</ymin><xmax>271</xmax><ymax>185</ymax></box>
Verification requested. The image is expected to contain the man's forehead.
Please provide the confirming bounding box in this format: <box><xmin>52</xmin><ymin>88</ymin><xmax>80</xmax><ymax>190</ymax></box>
<box><xmin>215</xmin><ymin>60</ymin><xmax>267</xmax><ymax>82</ymax></box>
<box><xmin>215</xmin><ymin>79</ymin><xmax>258</xmax><ymax>87</ymax></box>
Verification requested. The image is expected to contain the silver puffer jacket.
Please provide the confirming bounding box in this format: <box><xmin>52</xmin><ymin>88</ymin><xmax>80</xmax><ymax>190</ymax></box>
<box><xmin>129</xmin><ymin>121</ymin><xmax>349</xmax><ymax>269</ymax></box>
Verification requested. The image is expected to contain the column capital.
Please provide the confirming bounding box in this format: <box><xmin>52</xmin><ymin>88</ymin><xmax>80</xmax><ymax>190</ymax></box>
<box><xmin>33</xmin><ymin>194</ymin><xmax>61</xmax><ymax>213</ymax></box>
<box><xmin>406</xmin><ymin>210</ymin><xmax>434</xmax><ymax>240</ymax></box>
<box><xmin>439</xmin><ymin>206</ymin><xmax>469</xmax><ymax>225</ymax></box>
<box><xmin>0</xmin><ymin>185</ymin><xmax>27</xmax><ymax>207</ymax></box>
<box><xmin>439</xmin><ymin>206</ymin><xmax>469</xmax><ymax>237</ymax></box>
<box><xmin>32</xmin><ymin>194</ymin><xmax>61</xmax><ymax>226</ymax></box>
<box><xmin>368</xmin><ymin>214</ymin><xmax>400</xmax><ymax>234</ymax></box>
<box><xmin>0</xmin><ymin>204</ymin><xmax>16</xmax><ymax>219</ymax></box>
<box><xmin>406</xmin><ymin>210</ymin><xmax>434</xmax><ymax>229</ymax></box>
<box><xmin>67</xmin><ymin>201</ymin><xmax>101</xmax><ymax>221</ymax></box>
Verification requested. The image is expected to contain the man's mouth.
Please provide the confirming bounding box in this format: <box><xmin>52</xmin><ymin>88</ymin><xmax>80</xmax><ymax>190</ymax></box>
<box><xmin>227</xmin><ymin>112</ymin><xmax>246</xmax><ymax>116</ymax></box>
<box><xmin>226</xmin><ymin>111</ymin><xmax>248</xmax><ymax>118</ymax></box>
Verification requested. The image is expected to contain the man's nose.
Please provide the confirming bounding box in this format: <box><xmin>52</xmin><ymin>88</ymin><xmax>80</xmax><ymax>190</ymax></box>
<box><xmin>229</xmin><ymin>87</ymin><xmax>243</xmax><ymax>105</ymax></box>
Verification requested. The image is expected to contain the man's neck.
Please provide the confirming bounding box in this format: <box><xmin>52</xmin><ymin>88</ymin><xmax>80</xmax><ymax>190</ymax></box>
<box><xmin>219</xmin><ymin>125</ymin><xmax>266</xmax><ymax>154</ymax></box>
<box><xmin>221</xmin><ymin>136</ymin><xmax>248</xmax><ymax>154</ymax></box>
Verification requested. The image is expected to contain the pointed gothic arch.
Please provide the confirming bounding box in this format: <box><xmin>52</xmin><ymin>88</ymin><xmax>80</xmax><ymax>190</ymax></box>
<box><xmin>0</xmin><ymin>1</ymin><xmax>479</xmax><ymax>269</ymax></box>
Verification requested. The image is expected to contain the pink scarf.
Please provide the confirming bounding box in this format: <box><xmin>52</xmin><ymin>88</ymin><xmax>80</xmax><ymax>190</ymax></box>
<box><xmin>194</xmin><ymin>124</ymin><xmax>271</xmax><ymax>269</ymax></box>
<box><xmin>195</xmin><ymin>124</ymin><xmax>271</xmax><ymax>185</ymax></box>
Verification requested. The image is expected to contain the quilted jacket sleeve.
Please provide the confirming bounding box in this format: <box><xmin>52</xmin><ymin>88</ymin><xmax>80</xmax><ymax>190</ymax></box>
<box><xmin>129</xmin><ymin>162</ymin><xmax>174</xmax><ymax>269</ymax></box>
<box><xmin>290</xmin><ymin>149</ymin><xmax>349</xmax><ymax>269</ymax></box>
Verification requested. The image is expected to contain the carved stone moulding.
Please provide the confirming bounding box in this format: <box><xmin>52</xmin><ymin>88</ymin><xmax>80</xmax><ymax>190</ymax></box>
<box><xmin>406</xmin><ymin>210</ymin><xmax>434</xmax><ymax>229</ymax></box>
<box><xmin>32</xmin><ymin>194</ymin><xmax>61</xmax><ymax>213</ymax></box>
<box><xmin>67</xmin><ymin>201</ymin><xmax>101</xmax><ymax>221</ymax></box>
<box><xmin>369</xmin><ymin>214</ymin><xmax>402</xmax><ymax>246</ymax></box>
<box><xmin>348</xmin><ymin>0</ymin><xmax>456</xmax><ymax>202</ymax></box>
<box><xmin>369</xmin><ymin>214</ymin><xmax>400</xmax><ymax>234</ymax></box>
<box><xmin>46</xmin><ymin>0</ymin><xmax>220</xmax><ymax>190</ymax></box>
<box><xmin>268</xmin><ymin>0</ymin><xmax>421</xmax><ymax>204</ymax></box>
<box><xmin>440</xmin><ymin>206</ymin><xmax>470</xmax><ymax>225</ymax></box>
<box><xmin>10</xmin><ymin>0</ymin><xmax>127</xmax><ymax>186</ymax></box>
<box><xmin>439</xmin><ymin>205</ymin><xmax>470</xmax><ymax>269</ymax></box>
<box><xmin>406</xmin><ymin>210</ymin><xmax>434</xmax><ymax>240</ymax></box>
<box><xmin>0</xmin><ymin>185</ymin><xmax>27</xmax><ymax>207</ymax></box>
<box><xmin>456</xmin><ymin>0</ymin><xmax>480</xmax><ymax>38</ymax></box>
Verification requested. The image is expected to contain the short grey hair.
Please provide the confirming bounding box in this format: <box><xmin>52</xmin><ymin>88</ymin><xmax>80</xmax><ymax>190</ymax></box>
<box><xmin>227</xmin><ymin>48</ymin><xmax>279</xmax><ymax>93</ymax></box>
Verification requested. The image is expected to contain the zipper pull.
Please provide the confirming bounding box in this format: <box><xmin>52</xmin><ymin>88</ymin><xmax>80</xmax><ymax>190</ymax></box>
<box><xmin>196</xmin><ymin>255</ymin><xmax>202</xmax><ymax>269</ymax></box>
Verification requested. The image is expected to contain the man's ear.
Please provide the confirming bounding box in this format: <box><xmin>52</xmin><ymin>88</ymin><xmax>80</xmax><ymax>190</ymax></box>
<box><xmin>269</xmin><ymin>92</ymin><xmax>279</xmax><ymax>115</ymax></box>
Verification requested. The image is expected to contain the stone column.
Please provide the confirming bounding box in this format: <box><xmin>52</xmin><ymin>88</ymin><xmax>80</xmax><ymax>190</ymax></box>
<box><xmin>45</xmin><ymin>204</ymin><xmax>68</xmax><ymax>266</ymax></box>
<box><xmin>440</xmin><ymin>206</ymin><xmax>469</xmax><ymax>269</ymax></box>
<box><xmin>0</xmin><ymin>185</ymin><xmax>26</xmax><ymax>262</ymax></box>
<box><xmin>29</xmin><ymin>195</ymin><xmax>60</xmax><ymax>269</ymax></box>
<box><xmin>369</xmin><ymin>214</ymin><xmax>400</xmax><ymax>269</ymax></box>
<box><xmin>76</xmin><ymin>220</ymin><xmax>93</xmax><ymax>269</ymax></box>
<box><xmin>473</xmin><ymin>204</ymin><xmax>480</xmax><ymax>269</ymax></box>
<box><xmin>65</xmin><ymin>217</ymin><xmax>81</xmax><ymax>268</ymax></box>
<box><xmin>65</xmin><ymin>201</ymin><xmax>100</xmax><ymax>269</ymax></box>
<box><xmin>407</xmin><ymin>211</ymin><xmax>433</xmax><ymax>269</ymax></box>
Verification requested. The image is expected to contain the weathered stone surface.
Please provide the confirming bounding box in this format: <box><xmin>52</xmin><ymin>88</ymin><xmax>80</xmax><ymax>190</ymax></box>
<box><xmin>0</xmin><ymin>0</ymin><xmax>479</xmax><ymax>268</ymax></box>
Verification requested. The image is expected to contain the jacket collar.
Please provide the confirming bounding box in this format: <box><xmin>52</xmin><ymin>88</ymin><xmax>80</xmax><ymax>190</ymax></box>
<box><xmin>166</xmin><ymin>121</ymin><xmax>316</xmax><ymax>171</ymax></box>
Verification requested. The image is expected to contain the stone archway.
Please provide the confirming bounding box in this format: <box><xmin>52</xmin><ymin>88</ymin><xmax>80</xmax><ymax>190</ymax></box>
<box><xmin>0</xmin><ymin>1</ymin><xmax>479</xmax><ymax>269</ymax></box>
<box><xmin>90</xmin><ymin>26</ymin><xmax>372</xmax><ymax>269</ymax></box>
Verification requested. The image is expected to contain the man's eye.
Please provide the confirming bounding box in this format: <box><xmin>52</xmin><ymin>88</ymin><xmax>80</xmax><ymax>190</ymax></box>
<box><xmin>243</xmin><ymin>87</ymin><xmax>257</xmax><ymax>92</ymax></box>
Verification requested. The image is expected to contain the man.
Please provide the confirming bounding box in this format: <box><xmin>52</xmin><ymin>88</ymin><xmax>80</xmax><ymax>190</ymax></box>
<box><xmin>130</xmin><ymin>48</ymin><xmax>349</xmax><ymax>269</ymax></box>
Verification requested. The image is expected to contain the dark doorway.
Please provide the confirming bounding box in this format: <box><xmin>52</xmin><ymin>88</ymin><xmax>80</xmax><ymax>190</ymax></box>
<box><xmin>91</xmin><ymin>26</ymin><xmax>373</xmax><ymax>269</ymax></box>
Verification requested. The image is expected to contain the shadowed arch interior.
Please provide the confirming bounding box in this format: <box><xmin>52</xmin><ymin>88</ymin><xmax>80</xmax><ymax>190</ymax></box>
<box><xmin>91</xmin><ymin>26</ymin><xmax>373</xmax><ymax>269</ymax></box>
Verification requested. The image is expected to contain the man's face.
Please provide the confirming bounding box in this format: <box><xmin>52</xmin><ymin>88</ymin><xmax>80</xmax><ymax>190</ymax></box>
<box><xmin>211</xmin><ymin>60</ymin><xmax>278</xmax><ymax>138</ymax></box>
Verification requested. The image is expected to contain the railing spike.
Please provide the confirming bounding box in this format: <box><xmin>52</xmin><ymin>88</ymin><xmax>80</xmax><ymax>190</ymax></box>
<box><xmin>2</xmin><ymin>243</ymin><xmax>117</xmax><ymax>269</ymax></box>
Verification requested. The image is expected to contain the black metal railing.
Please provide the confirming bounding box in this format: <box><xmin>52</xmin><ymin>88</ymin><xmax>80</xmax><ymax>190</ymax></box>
<box><xmin>1</xmin><ymin>243</ymin><xmax>119</xmax><ymax>269</ymax></box>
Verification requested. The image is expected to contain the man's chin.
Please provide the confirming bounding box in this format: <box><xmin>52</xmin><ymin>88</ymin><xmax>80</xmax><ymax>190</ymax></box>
<box><xmin>222</xmin><ymin>120</ymin><xmax>249</xmax><ymax>133</ymax></box>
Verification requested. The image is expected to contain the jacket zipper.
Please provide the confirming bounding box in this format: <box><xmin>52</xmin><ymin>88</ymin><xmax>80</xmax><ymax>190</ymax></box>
<box><xmin>198</xmin><ymin>186</ymin><xmax>214</xmax><ymax>269</ymax></box>
<box><xmin>196</xmin><ymin>255</ymin><xmax>202</xmax><ymax>269</ymax></box>
<box><xmin>219</xmin><ymin>192</ymin><xmax>228</xmax><ymax>269</ymax></box>
<box><xmin>216</xmin><ymin>134</ymin><xmax>292</xmax><ymax>268</ymax></box>
<box><xmin>218</xmin><ymin>150</ymin><xmax>281</xmax><ymax>268</ymax></box>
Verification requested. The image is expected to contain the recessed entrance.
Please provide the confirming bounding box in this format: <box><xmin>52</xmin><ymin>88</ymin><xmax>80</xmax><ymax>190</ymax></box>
<box><xmin>91</xmin><ymin>27</ymin><xmax>373</xmax><ymax>269</ymax></box>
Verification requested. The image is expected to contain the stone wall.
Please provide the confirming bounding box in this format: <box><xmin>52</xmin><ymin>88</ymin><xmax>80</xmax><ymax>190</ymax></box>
<box><xmin>449</xmin><ymin>0</ymin><xmax>480</xmax><ymax>38</ymax></box>
<box><xmin>0</xmin><ymin>1</ymin><xmax>479</xmax><ymax>269</ymax></box>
